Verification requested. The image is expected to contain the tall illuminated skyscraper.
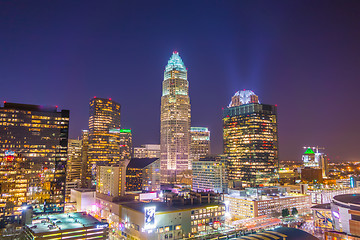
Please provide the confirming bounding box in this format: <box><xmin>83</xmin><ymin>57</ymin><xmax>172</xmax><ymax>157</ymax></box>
<box><xmin>87</xmin><ymin>97</ymin><xmax>121</xmax><ymax>187</ymax></box>
<box><xmin>0</xmin><ymin>102</ymin><xmax>69</xmax><ymax>220</ymax></box>
<box><xmin>223</xmin><ymin>90</ymin><xmax>278</xmax><ymax>188</ymax></box>
<box><xmin>160</xmin><ymin>51</ymin><xmax>191</xmax><ymax>183</ymax></box>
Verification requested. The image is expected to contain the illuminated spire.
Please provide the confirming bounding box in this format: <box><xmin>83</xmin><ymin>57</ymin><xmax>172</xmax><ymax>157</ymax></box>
<box><xmin>165</xmin><ymin>51</ymin><xmax>187</xmax><ymax>72</ymax></box>
<box><xmin>228</xmin><ymin>90</ymin><xmax>260</xmax><ymax>107</ymax></box>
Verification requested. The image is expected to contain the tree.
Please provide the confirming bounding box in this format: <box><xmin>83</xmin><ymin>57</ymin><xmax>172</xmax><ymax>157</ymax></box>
<box><xmin>282</xmin><ymin>208</ymin><xmax>289</xmax><ymax>218</ymax></box>
<box><xmin>291</xmin><ymin>207</ymin><xmax>298</xmax><ymax>216</ymax></box>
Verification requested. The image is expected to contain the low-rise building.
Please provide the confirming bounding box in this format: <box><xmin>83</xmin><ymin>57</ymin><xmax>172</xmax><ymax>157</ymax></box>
<box><xmin>224</xmin><ymin>187</ymin><xmax>311</xmax><ymax>219</ymax></box>
<box><xmin>22</xmin><ymin>212</ymin><xmax>108</xmax><ymax>240</ymax></box>
<box><xmin>95</xmin><ymin>191</ymin><xmax>224</xmax><ymax>240</ymax></box>
<box><xmin>308</xmin><ymin>187</ymin><xmax>360</xmax><ymax>204</ymax></box>
<box><xmin>70</xmin><ymin>188</ymin><xmax>96</xmax><ymax>212</ymax></box>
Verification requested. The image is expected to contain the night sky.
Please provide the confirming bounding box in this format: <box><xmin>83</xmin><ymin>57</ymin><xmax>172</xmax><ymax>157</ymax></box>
<box><xmin>1</xmin><ymin>1</ymin><xmax>360</xmax><ymax>162</ymax></box>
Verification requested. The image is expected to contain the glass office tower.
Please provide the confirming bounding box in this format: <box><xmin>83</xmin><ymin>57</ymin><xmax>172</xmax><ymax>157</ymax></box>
<box><xmin>0</xmin><ymin>102</ymin><xmax>69</xmax><ymax>221</ymax></box>
<box><xmin>160</xmin><ymin>51</ymin><xmax>191</xmax><ymax>183</ymax></box>
<box><xmin>87</xmin><ymin>97</ymin><xmax>121</xmax><ymax>187</ymax></box>
<box><xmin>223</xmin><ymin>90</ymin><xmax>278</xmax><ymax>188</ymax></box>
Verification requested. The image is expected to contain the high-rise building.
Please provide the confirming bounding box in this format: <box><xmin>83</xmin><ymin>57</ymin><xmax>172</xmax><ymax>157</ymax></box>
<box><xmin>119</xmin><ymin>129</ymin><xmax>132</xmax><ymax>160</ymax></box>
<box><xmin>134</xmin><ymin>144</ymin><xmax>160</xmax><ymax>158</ymax></box>
<box><xmin>223</xmin><ymin>90</ymin><xmax>278</xmax><ymax>188</ymax></box>
<box><xmin>80</xmin><ymin>130</ymin><xmax>89</xmax><ymax>188</ymax></box>
<box><xmin>87</xmin><ymin>97</ymin><xmax>121</xmax><ymax>187</ymax></box>
<box><xmin>160</xmin><ymin>51</ymin><xmax>191</xmax><ymax>183</ymax></box>
<box><xmin>126</xmin><ymin>158</ymin><xmax>160</xmax><ymax>192</ymax></box>
<box><xmin>96</xmin><ymin>163</ymin><xmax>127</xmax><ymax>198</ymax></box>
<box><xmin>66</xmin><ymin>139</ymin><xmax>82</xmax><ymax>182</ymax></box>
<box><xmin>302</xmin><ymin>147</ymin><xmax>329</xmax><ymax>178</ymax></box>
<box><xmin>190</xmin><ymin>127</ymin><xmax>210</xmax><ymax>161</ymax></box>
<box><xmin>192</xmin><ymin>155</ymin><xmax>228</xmax><ymax>193</ymax></box>
<box><xmin>0</xmin><ymin>102</ymin><xmax>69</xmax><ymax>217</ymax></box>
<box><xmin>0</xmin><ymin>152</ymin><xmax>29</xmax><ymax>227</ymax></box>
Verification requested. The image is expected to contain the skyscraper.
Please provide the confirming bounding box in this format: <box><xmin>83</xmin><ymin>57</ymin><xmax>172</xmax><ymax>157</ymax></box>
<box><xmin>223</xmin><ymin>90</ymin><xmax>278</xmax><ymax>188</ymax></box>
<box><xmin>302</xmin><ymin>147</ymin><xmax>329</xmax><ymax>178</ymax></box>
<box><xmin>87</xmin><ymin>97</ymin><xmax>121</xmax><ymax>187</ymax></box>
<box><xmin>0</xmin><ymin>102</ymin><xmax>69</xmax><ymax>218</ymax></box>
<box><xmin>119</xmin><ymin>129</ymin><xmax>132</xmax><ymax>161</ymax></box>
<box><xmin>66</xmin><ymin>139</ymin><xmax>82</xmax><ymax>182</ymax></box>
<box><xmin>190</xmin><ymin>127</ymin><xmax>210</xmax><ymax>161</ymax></box>
<box><xmin>160</xmin><ymin>51</ymin><xmax>191</xmax><ymax>183</ymax></box>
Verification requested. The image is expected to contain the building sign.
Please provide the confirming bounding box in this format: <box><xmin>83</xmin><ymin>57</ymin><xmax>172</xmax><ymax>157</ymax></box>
<box><xmin>144</xmin><ymin>206</ymin><xmax>156</xmax><ymax>229</ymax></box>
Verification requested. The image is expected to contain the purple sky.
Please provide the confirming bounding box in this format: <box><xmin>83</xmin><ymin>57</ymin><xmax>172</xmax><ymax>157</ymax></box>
<box><xmin>1</xmin><ymin>1</ymin><xmax>360</xmax><ymax>162</ymax></box>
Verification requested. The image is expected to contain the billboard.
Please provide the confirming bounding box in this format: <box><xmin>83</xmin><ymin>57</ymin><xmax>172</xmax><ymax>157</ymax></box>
<box><xmin>144</xmin><ymin>206</ymin><xmax>156</xmax><ymax>229</ymax></box>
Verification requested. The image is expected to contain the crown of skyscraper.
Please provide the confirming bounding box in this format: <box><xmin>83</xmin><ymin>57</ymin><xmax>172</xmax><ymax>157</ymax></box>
<box><xmin>165</xmin><ymin>51</ymin><xmax>187</xmax><ymax>72</ymax></box>
<box><xmin>228</xmin><ymin>90</ymin><xmax>260</xmax><ymax>107</ymax></box>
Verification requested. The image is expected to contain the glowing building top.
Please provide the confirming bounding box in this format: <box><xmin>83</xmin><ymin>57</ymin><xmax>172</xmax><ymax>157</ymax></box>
<box><xmin>165</xmin><ymin>51</ymin><xmax>187</xmax><ymax>72</ymax></box>
<box><xmin>228</xmin><ymin>90</ymin><xmax>260</xmax><ymax>108</ymax></box>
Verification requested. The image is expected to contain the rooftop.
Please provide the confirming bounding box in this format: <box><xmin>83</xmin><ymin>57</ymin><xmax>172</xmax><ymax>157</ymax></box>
<box><xmin>121</xmin><ymin>201</ymin><xmax>224</xmax><ymax>213</ymax></box>
<box><xmin>165</xmin><ymin>51</ymin><xmax>187</xmax><ymax>72</ymax></box>
<box><xmin>127</xmin><ymin>158</ymin><xmax>159</xmax><ymax>169</ymax></box>
<box><xmin>26</xmin><ymin>212</ymin><xmax>107</xmax><ymax>234</ymax></box>
<box><xmin>234</xmin><ymin>227</ymin><xmax>319</xmax><ymax>240</ymax></box>
<box><xmin>2</xmin><ymin>102</ymin><xmax>61</xmax><ymax>113</ymax></box>
<box><xmin>333</xmin><ymin>194</ymin><xmax>360</xmax><ymax>205</ymax></box>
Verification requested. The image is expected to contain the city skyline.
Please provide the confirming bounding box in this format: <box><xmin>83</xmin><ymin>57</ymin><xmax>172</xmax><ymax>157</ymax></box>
<box><xmin>1</xmin><ymin>1</ymin><xmax>360</xmax><ymax>162</ymax></box>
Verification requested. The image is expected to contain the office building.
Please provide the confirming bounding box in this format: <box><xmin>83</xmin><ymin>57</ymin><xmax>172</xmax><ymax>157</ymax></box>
<box><xmin>66</xmin><ymin>139</ymin><xmax>82</xmax><ymax>182</ymax></box>
<box><xmin>96</xmin><ymin>163</ymin><xmax>127</xmax><ymax>198</ymax></box>
<box><xmin>126</xmin><ymin>158</ymin><xmax>160</xmax><ymax>192</ymax></box>
<box><xmin>134</xmin><ymin>144</ymin><xmax>160</xmax><ymax>158</ymax></box>
<box><xmin>80</xmin><ymin>130</ymin><xmax>89</xmax><ymax>188</ymax></box>
<box><xmin>192</xmin><ymin>155</ymin><xmax>228</xmax><ymax>193</ymax></box>
<box><xmin>87</xmin><ymin>97</ymin><xmax>121</xmax><ymax>187</ymax></box>
<box><xmin>301</xmin><ymin>167</ymin><xmax>323</xmax><ymax>183</ymax></box>
<box><xmin>65</xmin><ymin>139</ymin><xmax>82</xmax><ymax>201</ymax></box>
<box><xmin>223</xmin><ymin>90</ymin><xmax>278</xmax><ymax>188</ymax></box>
<box><xmin>224</xmin><ymin>187</ymin><xmax>311</xmax><ymax>220</ymax></box>
<box><xmin>0</xmin><ymin>152</ymin><xmax>29</xmax><ymax>227</ymax></box>
<box><xmin>190</xmin><ymin>127</ymin><xmax>210</xmax><ymax>161</ymax></box>
<box><xmin>160</xmin><ymin>51</ymin><xmax>191</xmax><ymax>183</ymax></box>
<box><xmin>0</xmin><ymin>102</ymin><xmax>69</xmax><ymax>219</ymax></box>
<box><xmin>23</xmin><ymin>212</ymin><xmax>108</xmax><ymax>240</ymax></box>
<box><xmin>302</xmin><ymin>147</ymin><xmax>329</xmax><ymax>178</ymax></box>
<box><xmin>119</xmin><ymin>129</ymin><xmax>133</xmax><ymax>160</ymax></box>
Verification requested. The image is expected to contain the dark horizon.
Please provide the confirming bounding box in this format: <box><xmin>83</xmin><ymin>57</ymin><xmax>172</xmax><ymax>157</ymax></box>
<box><xmin>1</xmin><ymin>1</ymin><xmax>360</xmax><ymax>162</ymax></box>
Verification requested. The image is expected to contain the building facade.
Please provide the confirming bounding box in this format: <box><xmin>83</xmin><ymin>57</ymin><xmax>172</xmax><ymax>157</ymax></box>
<box><xmin>126</xmin><ymin>158</ymin><xmax>160</xmax><ymax>192</ymax></box>
<box><xmin>225</xmin><ymin>187</ymin><xmax>311</xmax><ymax>220</ymax></box>
<box><xmin>328</xmin><ymin>194</ymin><xmax>360</xmax><ymax>239</ymax></box>
<box><xmin>0</xmin><ymin>102</ymin><xmax>69</xmax><ymax>222</ymax></box>
<box><xmin>190</xmin><ymin>127</ymin><xmax>210</xmax><ymax>161</ymax></box>
<box><xmin>302</xmin><ymin>147</ymin><xmax>329</xmax><ymax>178</ymax></box>
<box><xmin>192</xmin><ymin>155</ymin><xmax>228</xmax><ymax>193</ymax></box>
<box><xmin>87</xmin><ymin>97</ymin><xmax>121</xmax><ymax>188</ymax></box>
<box><xmin>223</xmin><ymin>90</ymin><xmax>278</xmax><ymax>188</ymax></box>
<box><xmin>134</xmin><ymin>144</ymin><xmax>160</xmax><ymax>158</ymax></box>
<box><xmin>66</xmin><ymin>139</ymin><xmax>82</xmax><ymax>201</ymax></box>
<box><xmin>66</xmin><ymin>139</ymin><xmax>82</xmax><ymax>182</ymax></box>
<box><xmin>160</xmin><ymin>51</ymin><xmax>191</xmax><ymax>183</ymax></box>
<box><xmin>119</xmin><ymin>129</ymin><xmax>132</xmax><ymax>160</ymax></box>
<box><xmin>96</xmin><ymin>163</ymin><xmax>127</xmax><ymax>198</ymax></box>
